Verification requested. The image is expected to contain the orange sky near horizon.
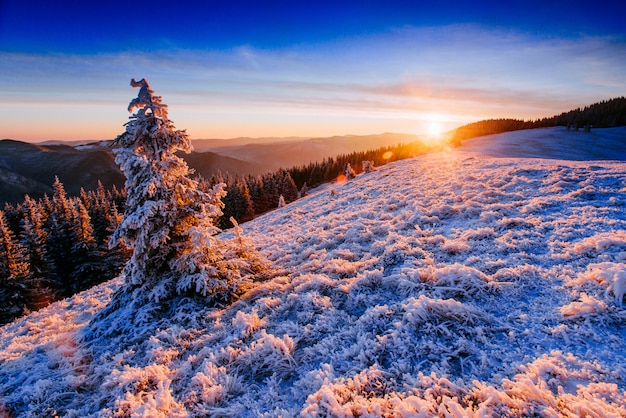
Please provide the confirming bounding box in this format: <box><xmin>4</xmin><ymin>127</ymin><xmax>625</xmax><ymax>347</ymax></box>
<box><xmin>2</xmin><ymin>24</ymin><xmax>625</xmax><ymax>143</ymax></box>
<box><xmin>1</xmin><ymin>75</ymin><xmax>605</xmax><ymax>143</ymax></box>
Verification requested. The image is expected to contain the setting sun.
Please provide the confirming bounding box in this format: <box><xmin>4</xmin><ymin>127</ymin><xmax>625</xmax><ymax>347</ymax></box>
<box><xmin>427</xmin><ymin>121</ymin><xmax>443</xmax><ymax>137</ymax></box>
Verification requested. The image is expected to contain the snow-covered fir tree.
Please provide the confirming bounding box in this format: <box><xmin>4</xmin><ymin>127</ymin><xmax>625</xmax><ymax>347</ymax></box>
<box><xmin>299</xmin><ymin>182</ymin><xmax>309</xmax><ymax>198</ymax></box>
<box><xmin>278</xmin><ymin>194</ymin><xmax>286</xmax><ymax>208</ymax></box>
<box><xmin>345</xmin><ymin>163</ymin><xmax>356</xmax><ymax>180</ymax></box>
<box><xmin>96</xmin><ymin>79</ymin><xmax>267</xmax><ymax>327</ymax></box>
<box><xmin>362</xmin><ymin>160</ymin><xmax>376</xmax><ymax>173</ymax></box>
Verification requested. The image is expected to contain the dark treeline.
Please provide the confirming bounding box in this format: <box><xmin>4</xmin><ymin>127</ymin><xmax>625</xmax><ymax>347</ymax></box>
<box><xmin>287</xmin><ymin>141</ymin><xmax>430</xmax><ymax>190</ymax></box>
<box><xmin>205</xmin><ymin>140</ymin><xmax>432</xmax><ymax>229</ymax></box>
<box><xmin>0</xmin><ymin>139</ymin><xmax>434</xmax><ymax>325</ymax></box>
<box><xmin>0</xmin><ymin>179</ymin><xmax>130</xmax><ymax>325</ymax></box>
<box><xmin>450</xmin><ymin>96</ymin><xmax>626</xmax><ymax>145</ymax></box>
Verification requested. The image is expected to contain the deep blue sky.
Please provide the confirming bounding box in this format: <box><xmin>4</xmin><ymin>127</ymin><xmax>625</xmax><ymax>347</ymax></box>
<box><xmin>1</xmin><ymin>0</ymin><xmax>625</xmax><ymax>141</ymax></box>
<box><xmin>2</xmin><ymin>1</ymin><xmax>624</xmax><ymax>53</ymax></box>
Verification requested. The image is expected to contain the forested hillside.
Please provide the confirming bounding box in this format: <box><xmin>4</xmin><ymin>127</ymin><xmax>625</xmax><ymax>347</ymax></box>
<box><xmin>0</xmin><ymin>180</ymin><xmax>128</xmax><ymax>324</ymax></box>
<box><xmin>449</xmin><ymin>96</ymin><xmax>626</xmax><ymax>144</ymax></box>
<box><xmin>0</xmin><ymin>139</ymin><xmax>434</xmax><ymax>325</ymax></box>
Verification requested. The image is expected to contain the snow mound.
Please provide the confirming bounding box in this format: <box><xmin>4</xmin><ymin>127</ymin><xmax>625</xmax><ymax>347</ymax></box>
<box><xmin>560</xmin><ymin>293</ymin><xmax>608</xmax><ymax>320</ymax></box>
<box><xmin>568</xmin><ymin>262</ymin><xmax>626</xmax><ymax>306</ymax></box>
<box><xmin>1</xmin><ymin>147</ymin><xmax>626</xmax><ymax>416</ymax></box>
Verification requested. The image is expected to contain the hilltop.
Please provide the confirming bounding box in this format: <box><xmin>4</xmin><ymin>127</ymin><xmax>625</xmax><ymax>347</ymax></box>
<box><xmin>460</xmin><ymin>126</ymin><xmax>626</xmax><ymax>160</ymax></box>
<box><xmin>1</xmin><ymin>127</ymin><xmax>625</xmax><ymax>415</ymax></box>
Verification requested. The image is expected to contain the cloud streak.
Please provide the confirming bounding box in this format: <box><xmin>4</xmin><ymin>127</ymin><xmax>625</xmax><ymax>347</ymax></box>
<box><xmin>2</xmin><ymin>25</ymin><xmax>625</xmax><ymax>140</ymax></box>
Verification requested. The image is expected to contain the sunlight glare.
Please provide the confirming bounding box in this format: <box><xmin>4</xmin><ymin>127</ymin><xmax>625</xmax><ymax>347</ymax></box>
<box><xmin>428</xmin><ymin>121</ymin><xmax>443</xmax><ymax>137</ymax></box>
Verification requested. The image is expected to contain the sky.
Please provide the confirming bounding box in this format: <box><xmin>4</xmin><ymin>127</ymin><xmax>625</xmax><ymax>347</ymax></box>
<box><xmin>1</xmin><ymin>0</ymin><xmax>625</xmax><ymax>142</ymax></box>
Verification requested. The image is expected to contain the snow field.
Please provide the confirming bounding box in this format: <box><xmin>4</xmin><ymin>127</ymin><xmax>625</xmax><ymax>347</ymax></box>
<box><xmin>1</xmin><ymin>149</ymin><xmax>625</xmax><ymax>416</ymax></box>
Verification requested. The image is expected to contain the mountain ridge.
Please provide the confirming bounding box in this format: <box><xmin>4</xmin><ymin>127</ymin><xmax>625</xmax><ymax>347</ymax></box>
<box><xmin>0</xmin><ymin>132</ymin><xmax>425</xmax><ymax>206</ymax></box>
<box><xmin>0</xmin><ymin>140</ymin><xmax>260</xmax><ymax>206</ymax></box>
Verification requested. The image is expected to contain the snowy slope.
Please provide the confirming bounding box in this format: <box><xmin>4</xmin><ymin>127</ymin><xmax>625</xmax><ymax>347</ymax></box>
<box><xmin>1</xmin><ymin>135</ymin><xmax>626</xmax><ymax>416</ymax></box>
<box><xmin>459</xmin><ymin>126</ymin><xmax>626</xmax><ymax>160</ymax></box>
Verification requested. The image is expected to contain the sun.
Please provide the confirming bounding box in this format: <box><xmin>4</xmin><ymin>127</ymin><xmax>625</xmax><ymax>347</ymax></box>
<box><xmin>427</xmin><ymin>121</ymin><xmax>443</xmax><ymax>137</ymax></box>
<box><xmin>420</xmin><ymin>113</ymin><xmax>450</xmax><ymax>141</ymax></box>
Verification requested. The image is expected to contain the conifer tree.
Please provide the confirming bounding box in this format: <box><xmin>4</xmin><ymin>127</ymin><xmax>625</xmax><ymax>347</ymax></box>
<box><xmin>220</xmin><ymin>179</ymin><xmax>254</xmax><ymax>228</ymax></box>
<box><xmin>261</xmin><ymin>173</ymin><xmax>280</xmax><ymax>213</ymax></box>
<box><xmin>362</xmin><ymin>160</ymin><xmax>376</xmax><ymax>173</ymax></box>
<box><xmin>1</xmin><ymin>202</ymin><xmax>22</xmax><ymax>233</ymax></box>
<box><xmin>19</xmin><ymin>196</ymin><xmax>56</xmax><ymax>311</ymax></box>
<box><xmin>109</xmin><ymin>78</ymin><xmax>263</xmax><ymax>306</ymax></box>
<box><xmin>280</xmin><ymin>172</ymin><xmax>298</xmax><ymax>203</ymax></box>
<box><xmin>0</xmin><ymin>211</ymin><xmax>28</xmax><ymax>324</ymax></box>
<box><xmin>345</xmin><ymin>163</ymin><xmax>356</xmax><ymax>180</ymax></box>
<box><xmin>250</xmin><ymin>177</ymin><xmax>269</xmax><ymax>215</ymax></box>
<box><xmin>101</xmin><ymin>202</ymin><xmax>130</xmax><ymax>276</ymax></box>
<box><xmin>299</xmin><ymin>182</ymin><xmax>309</xmax><ymax>198</ymax></box>
<box><xmin>41</xmin><ymin>194</ymin><xmax>54</xmax><ymax>219</ymax></box>
<box><xmin>83</xmin><ymin>181</ymin><xmax>111</xmax><ymax>245</ymax></box>
<box><xmin>69</xmin><ymin>200</ymin><xmax>101</xmax><ymax>292</ymax></box>
<box><xmin>236</xmin><ymin>180</ymin><xmax>255</xmax><ymax>223</ymax></box>
<box><xmin>47</xmin><ymin>177</ymin><xmax>76</xmax><ymax>296</ymax></box>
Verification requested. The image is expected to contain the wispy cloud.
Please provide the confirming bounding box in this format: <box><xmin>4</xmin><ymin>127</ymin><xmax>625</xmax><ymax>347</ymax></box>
<box><xmin>2</xmin><ymin>25</ymin><xmax>625</xmax><ymax>140</ymax></box>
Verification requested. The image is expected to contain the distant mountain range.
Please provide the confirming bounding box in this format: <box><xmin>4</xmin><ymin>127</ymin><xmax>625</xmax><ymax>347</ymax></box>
<box><xmin>196</xmin><ymin>132</ymin><xmax>424</xmax><ymax>170</ymax></box>
<box><xmin>0</xmin><ymin>140</ymin><xmax>260</xmax><ymax>206</ymax></box>
<box><xmin>0</xmin><ymin>133</ymin><xmax>421</xmax><ymax>206</ymax></box>
<box><xmin>0</xmin><ymin>140</ymin><xmax>124</xmax><ymax>206</ymax></box>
